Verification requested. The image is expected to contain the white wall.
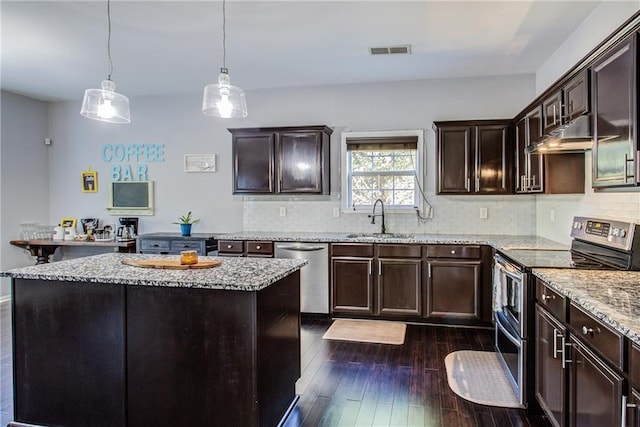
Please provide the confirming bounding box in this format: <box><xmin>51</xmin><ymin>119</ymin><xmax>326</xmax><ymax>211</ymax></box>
<box><xmin>535</xmin><ymin>3</ymin><xmax>640</xmax><ymax>244</ymax></box>
<box><xmin>46</xmin><ymin>74</ymin><xmax>537</xmax><ymax>237</ymax></box>
<box><xmin>0</xmin><ymin>91</ymin><xmax>50</xmax><ymax>296</ymax></box>
<box><xmin>535</xmin><ymin>1</ymin><xmax>639</xmax><ymax>94</ymax></box>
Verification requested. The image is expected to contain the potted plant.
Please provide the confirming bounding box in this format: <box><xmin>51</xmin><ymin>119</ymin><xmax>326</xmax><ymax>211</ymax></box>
<box><xmin>173</xmin><ymin>211</ymin><xmax>200</xmax><ymax>236</ymax></box>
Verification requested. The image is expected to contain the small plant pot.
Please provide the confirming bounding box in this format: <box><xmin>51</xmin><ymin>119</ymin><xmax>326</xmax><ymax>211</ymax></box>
<box><xmin>180</xmin><ymin>223</ymin><xmax>192</xmax><ymax>237</ymax></box>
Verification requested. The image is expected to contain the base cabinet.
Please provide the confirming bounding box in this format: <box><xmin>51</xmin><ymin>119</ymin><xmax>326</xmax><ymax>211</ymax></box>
<box><xmin>377</xmin><ymin>258</ymin><xmax>421</xmax><ymax>316</ymax></box>
<box><xmin>535</xmin><ymin>304</ymin><xmax>567</xmax><ymax>427</ymax></box>
<box><xmin>331</xmin><ymin>257</ymin><xmax>374</xmax><ymax>314</ymax></box>
<box><xmin>569</xmin><ymin>336</ymin><xmax>624</xmax><ymax>427</ymax></box>
<box><xmin>425</xmin><ymin>260</ymin><xmax>481</xmax><ymax>320</ymax></box>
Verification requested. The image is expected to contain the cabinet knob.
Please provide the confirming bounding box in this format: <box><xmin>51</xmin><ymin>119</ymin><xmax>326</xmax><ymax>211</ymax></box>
<box><xmin>152</xmin><ymin>244</ymin><xmax>159</xmax><ymax>248</ymax></box>
<box><xmin>541</xmin><ymin>293</ymin><xmax>555</xmax><ymax>302</ymax></box>
<box><xmin>227</xmin><ymin>244</ymin><xmax>233</xmax><ymax>249</ymax></box>
<box><xmin>582</xmin><ymin>326</ymin><xmax>598</xmax><ymax>336</ymax></box>
<box><xmin>451</xmin><ymin>250</ymin><xmax>456</xmax><ymax>254</ymax></box>
<box><xmin>256</xmin><ymin>245</ymin><xmax>261</xmax><ymax>250</ymax></box>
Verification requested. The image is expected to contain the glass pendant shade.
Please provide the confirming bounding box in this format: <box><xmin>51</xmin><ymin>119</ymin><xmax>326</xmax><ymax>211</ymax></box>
<box><xmin>80</xmin><ymin>79</ymin><xmax>130</xmax><ymax>124</ymax></box>
<box><xmin>202</xmin><ymin>69</ymin><xmax>248</xmax><ymax>119</ymax></box>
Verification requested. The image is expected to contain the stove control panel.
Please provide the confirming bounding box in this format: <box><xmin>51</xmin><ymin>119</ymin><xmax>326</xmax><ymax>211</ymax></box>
<box><xmin>571</xmin><ymin>216</ymin><xmax>636</xmax><ymax>252</ymax></box>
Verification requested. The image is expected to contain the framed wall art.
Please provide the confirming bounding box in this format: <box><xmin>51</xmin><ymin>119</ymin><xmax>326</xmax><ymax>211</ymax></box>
<box><xmin>82</xmin><ymin>169</ymin><xmax>98</xmax><ymax>193</ymax></box>
<box><xmin>60</xmin><ymin>218</ymin><xmax>77</xmax><ymax>228</ymax></box>
<box><xmin>184</xmin><ymin>154</ymin><xmax>216</xmax><ymax>173</ymax></box>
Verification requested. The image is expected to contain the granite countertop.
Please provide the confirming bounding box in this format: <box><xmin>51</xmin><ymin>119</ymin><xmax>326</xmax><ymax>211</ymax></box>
<box><xmin>216</xmin><ymin>231</ymin><xmax>567</xmax><ymax>251</ymax></box>
<box><xmin>533</xmin><ymin>269</ymin><xmax>640</xmax><ymax>345</ymax></box>
<box><xmin>0</xmin><ymin>253</ymin><xmax>307</xmax><ymax>292</ymax></box>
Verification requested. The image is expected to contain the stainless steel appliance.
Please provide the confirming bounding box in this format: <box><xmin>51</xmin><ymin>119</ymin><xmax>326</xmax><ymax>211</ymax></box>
<box><xmin>494</xmin><ymin>216</ymin><xmax>640</xmax><ymax>407</ymax></box>
<box><xmin>117</xmin><ymin>217</ymin><xmax>138</xmax><ymax>242</ymax></box>
<box><xmin>275</xmin><ymin>242</ymin><xmax>329</xmax><ymax>314</ymax></box>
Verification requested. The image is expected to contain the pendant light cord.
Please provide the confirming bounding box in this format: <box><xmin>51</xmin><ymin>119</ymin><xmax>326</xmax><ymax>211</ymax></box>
<box><xmin>107</xmin><ymin>0</ymin><xmax>113</xmax><ymax>81</ymax></box>
<box><xmin>222</xmin><ymin>0</ymin><xmax>227</xmax><ymax>70</ymax></box>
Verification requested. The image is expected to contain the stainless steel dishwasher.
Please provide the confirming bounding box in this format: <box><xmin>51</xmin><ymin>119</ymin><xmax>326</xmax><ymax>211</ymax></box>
<box><xmin>275</xmin><ymin>242</ymin><xmax>329</xmax><ymax>314</ymax></box>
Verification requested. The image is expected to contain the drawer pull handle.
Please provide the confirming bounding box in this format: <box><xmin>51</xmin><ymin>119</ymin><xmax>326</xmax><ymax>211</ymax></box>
<box><xmin>582</xmin><ymin>326</ymin><xmax>599</xmax><ymax>336</ymax></box>
<box><xmin>256</xmin><ymin>245</ymin><xmax>261</xmax><ymax>250</ymax></box>
<box><xmin>152</xmin><ymin>244</ymin><xmax>159</xmax><ymax>248</ymax></box>
<box><xmin>541</xmin><ymin>293</ymin><xmax>555</xmax><ymax>302</ymax></box>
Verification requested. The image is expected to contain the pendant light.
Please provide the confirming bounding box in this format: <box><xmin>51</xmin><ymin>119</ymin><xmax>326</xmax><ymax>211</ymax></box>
<box><xmin>80</xmin><ymin>0</ymin><xmax>130</xmax><ymax>124</ymax></box>
<box><xmin>202</xmin><ymin>0</ymin><xmax>248</xmax><ymax>119</ymax></box>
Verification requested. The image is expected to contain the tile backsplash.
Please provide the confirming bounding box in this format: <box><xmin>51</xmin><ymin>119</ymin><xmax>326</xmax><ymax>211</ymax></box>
<box><xmin>244</xmin><ymin>195</ymin><xmax>537</xmax><ymax>236</ymax></box>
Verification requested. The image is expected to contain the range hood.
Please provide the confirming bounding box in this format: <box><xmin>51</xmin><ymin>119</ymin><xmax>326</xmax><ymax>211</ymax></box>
<box><xmin>525</xmin><ymin>114</ymin><xmax>593</xmax><ymax>154</ymax></box>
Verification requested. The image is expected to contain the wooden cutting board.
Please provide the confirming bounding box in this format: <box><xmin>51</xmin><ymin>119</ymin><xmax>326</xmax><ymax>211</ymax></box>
<box><xmin>121</xmin><ymin>259</ymin><xmax>222</xmax><ymax>270</ymax></box>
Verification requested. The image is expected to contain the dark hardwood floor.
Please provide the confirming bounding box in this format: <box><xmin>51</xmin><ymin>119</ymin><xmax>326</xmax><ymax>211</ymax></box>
<box><xmin>284</xmin><ymin>317</ymin><xmax>550</xmax><ymax>427</ymax></box>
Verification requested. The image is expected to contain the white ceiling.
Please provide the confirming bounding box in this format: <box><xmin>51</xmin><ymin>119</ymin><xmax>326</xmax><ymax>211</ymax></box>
<box><xmin>1</xmin><ymin>0</ymin><xmax>607</xmax><ymax>102</ymax></box>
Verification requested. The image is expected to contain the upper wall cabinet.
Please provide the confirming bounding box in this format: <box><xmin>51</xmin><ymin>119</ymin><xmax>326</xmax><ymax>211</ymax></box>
<box><xmin>592</xmin><ymin>34</ymin><xmax>637</xmax><ymax>188</ymax></box>
<box><xmin>563</xmin><ymin>69</ymin><xmax>590</xmax><ymax>123</ymax></box>
<box><xmin>229</xmin><ymin>125</ymin><xmax>333</xmax><ymax>195</ymax></box>
<box><xmin>515</xmin><ymin>111</ymin><xmax>543</xmax><ymax>193</ymax></box>
<box><xmin>434</xmin><ymin>120</ymin><xmax>513</xmax><ymax>195</ymax></box>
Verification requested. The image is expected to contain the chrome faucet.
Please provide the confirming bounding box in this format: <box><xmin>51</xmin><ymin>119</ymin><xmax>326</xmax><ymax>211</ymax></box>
<box><xmin>368</xmin><ymin>199</ymin><xmax>386</xmax><ymax>234</ymax></box>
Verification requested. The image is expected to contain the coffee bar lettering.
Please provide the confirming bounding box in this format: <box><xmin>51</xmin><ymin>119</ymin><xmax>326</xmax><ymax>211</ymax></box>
<box><xmin>101</xmin><ymin>143</ymin><xmax>165</xmax><ymax>181</ymax></box>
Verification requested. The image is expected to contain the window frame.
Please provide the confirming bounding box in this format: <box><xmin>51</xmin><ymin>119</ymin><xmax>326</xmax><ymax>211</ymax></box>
<box><xmin>341</xmin><ymin>129</ymin><xmax>425</xmax><ymax>213</ymax></box>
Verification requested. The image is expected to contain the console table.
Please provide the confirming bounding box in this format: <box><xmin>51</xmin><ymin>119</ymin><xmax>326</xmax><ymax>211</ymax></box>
<box><xmin>9</xmin><ymin>240</ymin><xmax>136</xmax><ymax>264</ymax></box>
<box><xmin>137</xmin><ymin>233</ymin><xmax>218</xmax><ymax>255</ymax></box>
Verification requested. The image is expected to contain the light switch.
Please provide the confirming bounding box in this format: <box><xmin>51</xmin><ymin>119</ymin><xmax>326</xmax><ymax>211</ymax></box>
<box><xmin>279</xmin><ymin>207</ymin><xmax>286</xmax><ymax>217</ymax></box>
<box><xmin>333</xmin><ymin>207</ymin><xmax>340</xmax><ymax>218</ymax></box>
<box><xmin>479</xmin><ymin>207</ymin><xmax>488</xmax><ymax>219</ymax></box>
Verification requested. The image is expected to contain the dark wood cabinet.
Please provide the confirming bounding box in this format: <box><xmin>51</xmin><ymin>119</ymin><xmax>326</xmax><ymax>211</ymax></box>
<box><xmin>434</xmin><ymin>120</ymin><xmax>512</xmax><ymax>195</ymax></box>
<box><xmin>376</xmin><ymin>244</ymin><xmax>422</xmax><ymax>317</ymax></box>
<box><xmin>331</xmin><ymin>243</ymin><xmax>422</xmax><ymax>317</ymax></box>
<box><xmin>535</xmin><ymin>304</ymin><xmax>567</xmax><ymax>427</ymax></box>
<box><xmin>568</xmin><ymin>335</ymin><xmax>624</xmax><ymax>427</ymax></box>
<box><xmin>229</xmin><ymin>125</ymin><xmax>332</xmax><ymax>194</ymax></box>
<box><xmin>425</xmin><ymin>245</ymin><xmax>482</xmax><ymax>321</ymax></box>
<box><xmin>218</xmin><ymin>240</ymin><xmax>274</xmax><ymax>257</ymax></box>
<box><xmin>331</xmin><ymin>244</ymin><xmax>374</xmax><ymax>314</ymax></box>
<box><xmin>515</xmin><ymin>115</ymin><xmax>544</xmax><ymax>193</ymax></box>
<box><xmin>592</xmin><ymin>34</ymin><xmax>637</xmax><ymax>188</ymax></box>
<box><xmin>543</xmin><ymin>91</ymin><xmax>563</xmax><ymax>135</ymax></box>
<box><xmin>563</xmin><ymin>69</ymin><xmax>590</xmax><ymax>123</ymax></box>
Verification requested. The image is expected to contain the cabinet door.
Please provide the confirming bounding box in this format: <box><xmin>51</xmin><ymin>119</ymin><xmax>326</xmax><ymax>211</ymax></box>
<box><xmin>476</xmin><ymin>124</ymin><xmax>511</xmax><ymax>193</ymax></box>
<box><xmin>592</xmin><ymin>35</ymin><xmax>637</xmax><ymax>187</ymax></box>
<box><xmin>628</xmin><ymin>389</ymin><xmax>640</xmax><ymax>427</ymax></box>
<box><xmin>569</xmin><ymin>336</ymin><xmax>624</xmax><ymax>427</ymax></box>
<box><xmin>515</xmin><ymin>118</ymin><xmax>527</xmax><ymax>193</ymax></box>
<box><xmin>543</xmin><ymin>91</ymin><xmax>563</xmax><ymax>135</ymax></box>
<box><xmin>526</xmin><ymin>106</ymin><xmax>543</xmax><ymax>147</ymax></box>
<box><xmin>425</xmin><ymin>260</ymin><xmax>481</xmax><ymax>320</ymax></box>
<box><xmin>564</xmin><ymin>70</ymin><xmax>590</xmax><ymax>122</ymax></box>
<box><xmin>232</xmin><ymin>133</ymin><xmax>275</xmax><ymax>193</ymax></box>
<box><xmin>278</xmin><ymin>131</ymin><xmax>323</xmax><ymax>193</ymax></box>
<box><xmin>331</xmin><ymin>257</ymin><xmax>374</xmax><ymax>314</ymax></box>
<box><xmin>377</xmin><ymin>258</ymin><xmax>421</xmax><ymax>317</ymax></box>
<box><xmin>535</xmin><ymin>304</ymin><xmax>567</xmax><ymax>427</ymax></box>
<box><xmin>437</xmin><ymin>126</ymin><xmax>473</xmax><ymax>194</ymax></box>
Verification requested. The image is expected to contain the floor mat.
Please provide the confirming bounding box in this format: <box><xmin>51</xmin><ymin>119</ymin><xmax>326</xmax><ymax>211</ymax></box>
<box><xmin>322</xmin><ymin>319</ymin><xmax>406</xmax><ymax>345</ymax></box>
<box><xmin>444</xmin><ymin>350</ymin><xmax>524</xmax><ymax>408</ymax></box>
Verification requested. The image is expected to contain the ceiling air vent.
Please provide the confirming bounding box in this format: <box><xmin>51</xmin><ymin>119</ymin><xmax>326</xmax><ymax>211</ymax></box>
<box><xmin>369</xmin><ymin>45</ymin><xmax>412</xmax><ymax>55</ymax></box>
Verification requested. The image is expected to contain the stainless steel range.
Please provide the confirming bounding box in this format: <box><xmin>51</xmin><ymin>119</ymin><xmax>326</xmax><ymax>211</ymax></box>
<box><xmin>493</xmin><ymin>216</ymin><xmax>640</xmax><ymax>407</ymax></box>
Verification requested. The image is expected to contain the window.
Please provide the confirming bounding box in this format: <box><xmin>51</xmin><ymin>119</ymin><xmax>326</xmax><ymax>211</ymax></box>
<box><xmin>341</xmin><ymin>130</ymin><xmax>424</xmax><ymax>211</ymax></box>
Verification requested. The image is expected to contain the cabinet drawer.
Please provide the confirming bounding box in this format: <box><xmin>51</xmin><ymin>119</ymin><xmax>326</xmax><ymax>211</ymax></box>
<box><xmin>170</xmin><ymin>240</ymin><xmax>203</xmax><ymax>253</ymax></box>
<box><xmin>331</xmin><ymin>243</ymin><xmax>374</xmax><ymax>257</ymax></box>
<box><xmin>218</xmin><ymin>240</ymin><xmax>244</xmax><ymax>254</ymax></box>
<box><xmin>536</xmin><ymin>279</ymin><xmax>566</xmax><ymax>322</ymax></box>
<box><xmin>246</xmin><ymin>241</ymin><xmax>273</xmax><ymax>256</ymax></box>
<box><xmin>426</xmin><ymin>245</ymin><xmax>480</xmax><ymax>259</ymax></box>
<box><xmin>376</xmin><ymin>244</ymin><xmax>422</xmax><ymax>258</ymax></box>
<box><xmin>569</xmin><ymin>303</ymin><xmax>623</xmax><ymax>370</ymax></box>
<box><xmin>140</xmin><ymin>240</ymin><xmax>170</xmax><ymax>251</ymax></box>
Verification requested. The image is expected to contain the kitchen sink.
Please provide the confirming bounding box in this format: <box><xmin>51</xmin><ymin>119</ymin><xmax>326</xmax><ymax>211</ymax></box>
<box><xmin>344</xmin><ymin>233</ymin><xmax>415</xmax><ymax>239</ymax></box>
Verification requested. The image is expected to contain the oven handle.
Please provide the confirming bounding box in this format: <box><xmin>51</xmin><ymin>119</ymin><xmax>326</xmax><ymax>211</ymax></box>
<box><xmin>496</xmin><ymin>316</ymin><xmax>522</xmax><ymax>348</ymax></box>
<box><xmin>494</xmin><ymin>255</ymin><xmax>524</xmax><ymax>281</ymax></box>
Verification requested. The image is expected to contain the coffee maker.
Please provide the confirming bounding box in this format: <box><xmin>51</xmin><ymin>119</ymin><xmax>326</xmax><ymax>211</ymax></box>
<box><xmin>117</xmin><ymin>217</ymin><xmax>138</xmax><ymax>242</ymax></box>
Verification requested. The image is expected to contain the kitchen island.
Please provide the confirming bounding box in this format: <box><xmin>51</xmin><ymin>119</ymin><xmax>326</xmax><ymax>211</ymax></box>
<box><xmin>1</xmin><ymin>253</ymin><xmax>307</xmax><ymax>427</ymax></box>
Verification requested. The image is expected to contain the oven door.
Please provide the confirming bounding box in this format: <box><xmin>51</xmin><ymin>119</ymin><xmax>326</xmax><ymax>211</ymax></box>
<box><xmin>494</xmin><ymin>254</ymin><xmax>527</xmax><ymax>339</ymax></box>
<box><xmin>495</xmin><ymin>315</ymin><xmax>526</xmax><ymax>406</ymax></box>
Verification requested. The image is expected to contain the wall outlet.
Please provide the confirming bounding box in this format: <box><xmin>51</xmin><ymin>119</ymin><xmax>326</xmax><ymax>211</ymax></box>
<box><xmin>550</xmin><ymin>208</ymin><xmax>555</xmax><ymax>223</ymax></box>
<box><xmin>479</xmin><ymin>207</ymin><xmax>488</xmax><ymax>219</ymax></box>
<box><xmin>279</xmin><ymin>207</ymin><xmax>286</xmax><ymax>217</ymax></box>
<box><xmin>333</xmin><ymin>207</ymin><xmax>340</xmax><ymax>218</ymax></box>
